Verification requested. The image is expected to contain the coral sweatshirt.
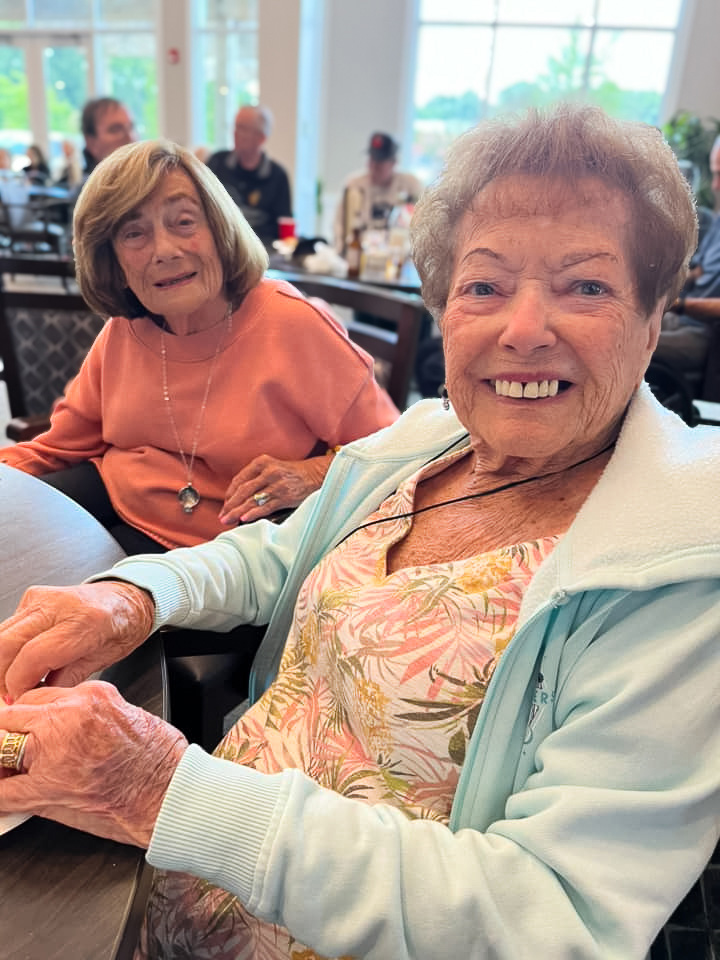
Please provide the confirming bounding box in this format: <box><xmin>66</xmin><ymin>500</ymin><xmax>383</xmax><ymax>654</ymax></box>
<box><xmin>0</xmin><ymin>279</ymin><xmax>398</xmax><ymax>547</ymax></box>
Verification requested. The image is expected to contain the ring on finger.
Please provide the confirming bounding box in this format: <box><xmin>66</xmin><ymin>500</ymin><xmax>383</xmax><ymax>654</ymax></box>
<box><xmin>0</xmin><ymin>732</ymin><xmax>28</xmax><ymax>772</ymax></box>
<box><xmin>253</xmin><ymin>491</ymin><xmax>270</xmax><ymax>507</ymax></box>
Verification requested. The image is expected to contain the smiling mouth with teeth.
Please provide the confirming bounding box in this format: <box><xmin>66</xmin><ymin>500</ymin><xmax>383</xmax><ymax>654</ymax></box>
<box><xmin>491</xmin><ymin>379</ymin><xmax>570</xmax><ymax>398</ymax></box>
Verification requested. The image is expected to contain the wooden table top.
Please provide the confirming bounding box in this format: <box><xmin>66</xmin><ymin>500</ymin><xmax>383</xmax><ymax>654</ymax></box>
<box><xmin>0</xmin><ymin>465</ymin><xmax>167</xmax><ymax>960</ymax></box>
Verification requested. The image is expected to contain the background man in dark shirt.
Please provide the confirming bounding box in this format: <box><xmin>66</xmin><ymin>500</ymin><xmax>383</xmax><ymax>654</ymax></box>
<box><xmin>207</xmin><ymin>104</ymin><xmax>292</xmax><ymax>246</ymax></box>
<box><xmin>81</xmin><ymin>97</ymin><xmax>136</xmax><ymax>177</ymax></box>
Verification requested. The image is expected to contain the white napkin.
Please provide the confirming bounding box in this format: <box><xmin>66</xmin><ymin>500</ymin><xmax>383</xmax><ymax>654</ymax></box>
<box><xmin>303</xmin><ymin>242</ymin><xmax>349</xmax><ymax>278</ymax></box>
<box><xmin>0</xmin><ymin>812</ymin><xmax>30</xmax><ymax>835</ymax></box>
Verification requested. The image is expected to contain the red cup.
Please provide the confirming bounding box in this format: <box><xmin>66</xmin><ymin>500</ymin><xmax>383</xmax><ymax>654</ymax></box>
<box><xmin>278</xmin><ymin>217</ymin><xmax>296</xmax><ymax>240</ymax></box>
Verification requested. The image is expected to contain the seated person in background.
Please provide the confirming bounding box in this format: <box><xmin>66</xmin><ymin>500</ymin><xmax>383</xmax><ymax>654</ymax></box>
<box><xmin>654</xmin><ymin>134</ymin><xmax>720</xmax><ymax>373</ymax></box>
<box><xmin>207</xmin><ymin>104</ymin><xmax>292</xmax><ymax>247</ymax></box>
<box><xmin>61</xmin><ymin>98</ymin><xmax>134</xmax><ymax>226</ymax></box>
<box><xmin>334</xmin><ymin>131</ymin><xmax>424</xmax><ymax>254</ymax></box>
<box><xmin>677</xmin><ymin>158</ymin><xmax>714</xmax><ymax>247</ymax></box>
<box><xmin>0</xmin><ymin>104</ymin><xmax>718</xmax><ymax>960</ymax></box>
<box><xmin>0</xmin><ymin>139</ymin><xmax>398</xmax><ymax>555</ymax></box>
<box><xmin>79</xmin><ymin>96</ymin><xmax>136</xmax><ymax>183</ymax></box>
<box><xmin>54</xmin><ymin>138</ymin><xmax>83</xmax><ymax>190</ymax></box>
<box><xmin>20</xmin><ymin>144</ymin><xmax>50</xmax><ymax>186</ymax></box>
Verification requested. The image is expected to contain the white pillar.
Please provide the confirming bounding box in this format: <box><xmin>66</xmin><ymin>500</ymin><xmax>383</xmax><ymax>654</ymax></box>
<box><xmin>157</xmin><ymin>0</ymin><xmax>195</xmax><ymax>147</ymax></box>
<box><xmin>257</xmin><ymin>0</ymin><xmax>302</xmax><ymax>202</ymax></box>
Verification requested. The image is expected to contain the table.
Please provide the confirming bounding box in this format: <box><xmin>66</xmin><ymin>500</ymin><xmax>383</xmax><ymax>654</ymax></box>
<box><xmin>28</xmin><ymin>185</ymin><xmax>72</xmax><ymax>203</ymax></box>
<box><xmin>0</xmin><ymin>251</ymin><xmax>75</xmax><ymax>276</ymax></box>
<box><xmin>28</xmin><ymin>184</ymin><xmax>73</xmax><ymax>221</ymax></box>
<box><xmin>267</xmin><ymin>253</ymin><xmax>422</xmax><ymax>293</ymax></box>
<box><xmin>0</xmin><ymin>465</ymin><xmax>167</xmax><ymax>960</ymax></box>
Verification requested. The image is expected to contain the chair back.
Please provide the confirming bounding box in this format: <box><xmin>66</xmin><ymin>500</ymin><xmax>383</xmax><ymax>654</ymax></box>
<box><xmin>0</xmin><ymin>176</ymin><xmax>67</xmax><ymax>255</ymax></box>
<box><xmin>650</xmin><ymin>841</ymin><xmax>720</xmax><ymax>958</ymax></box>
<box><xmin>0</xmin><ymin>256</ymin><xmax>104</xmax><ymax>418</ymax></box>
<box><xmin>699</xmin><ymin>321</ymin><xmax>720</xmax><ymax>404</ymax></box>
<box><xmin>268</xmin><ymin>269</ymin><xmax>427</xmax><ymax>409</ymax></box>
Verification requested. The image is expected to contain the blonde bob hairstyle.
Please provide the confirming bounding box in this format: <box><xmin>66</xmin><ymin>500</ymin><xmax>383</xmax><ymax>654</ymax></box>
<box><xmin>73</xmin><ymin>138</ymin><xmax>268</xmax><ymax>318</ymax></box>
<box><xmin>411</xmin><ymin>103</ymin><xmax>698</xmax><ymax>322</ymax></box>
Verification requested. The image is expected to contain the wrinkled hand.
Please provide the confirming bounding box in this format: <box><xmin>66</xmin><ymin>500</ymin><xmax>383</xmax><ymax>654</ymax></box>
<box><xmin>0</xmin><ymin>581</ymin><xmax>155</xmax><ymax>703</ymax></box>
<box><xmin>219</xmin><ymin>453</ymin><xmax>332</xmax><ymax>525</ymax></box>
<box><xmin>0</xmin><ymin>681</ymin><xmax>187</xmax><ymax>847</ymax></box>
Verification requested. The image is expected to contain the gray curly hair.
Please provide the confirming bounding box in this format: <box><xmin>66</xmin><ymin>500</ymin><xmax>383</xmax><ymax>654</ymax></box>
<box><xmin>411</xmin><ymin>103</ymin><xmax>698</xmax><ymax>322</ymax></box>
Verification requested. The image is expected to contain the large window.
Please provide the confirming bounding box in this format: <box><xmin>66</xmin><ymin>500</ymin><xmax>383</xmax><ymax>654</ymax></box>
<box><xmin>0</xmin><ymin>0</ymin><xmax>158</xmax><ymax>177</ymax></box>
<box><xmin>411</xmin><ymin>0</ymin><xmax>683</xmax><ymax>181</ymax></box>
<box><xmin>0</xmin><ymin>43</ymin><xmax>30</xmax><ymax>169</ymax></box>
<box><xmin>196</xmin><ymin>0</ymin><xmax>258</xmax><ymax>152</ymax></box>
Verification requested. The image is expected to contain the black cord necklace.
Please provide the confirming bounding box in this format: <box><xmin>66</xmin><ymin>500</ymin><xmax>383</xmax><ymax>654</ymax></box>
<box><xmin>336</xmin><ymin>439</ymin><xmax>616</xmax><ymax>547</ymax></box>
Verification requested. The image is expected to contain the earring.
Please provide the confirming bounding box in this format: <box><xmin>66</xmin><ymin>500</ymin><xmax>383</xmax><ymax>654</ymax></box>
<box><xmin>441</xmin><ymin>385</ymin><xmax>450</xmax><ymax>411</ymax></box>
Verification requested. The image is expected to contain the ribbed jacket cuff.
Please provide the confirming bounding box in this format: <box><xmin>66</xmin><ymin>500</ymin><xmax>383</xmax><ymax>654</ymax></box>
<box><xmin>147</xmin><ymin>744</ymin><xmax>285</xmax><ymax>904</ymax></box>
<box><xmin>87</xmin><ymin>559</ymin><xmax>192</xmax><ymax>629</ymax></box>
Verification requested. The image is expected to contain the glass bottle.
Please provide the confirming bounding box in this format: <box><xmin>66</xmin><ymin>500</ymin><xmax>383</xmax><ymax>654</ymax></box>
<box><xmin>346</xmin><ymin>224</ymin><xmax>363</xmax><ymax>279</ymax></box>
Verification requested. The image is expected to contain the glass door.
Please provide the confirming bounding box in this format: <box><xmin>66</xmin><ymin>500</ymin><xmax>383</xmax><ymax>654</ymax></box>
<box><xmin>43</xmin><ymin>40</ymin><xmax>90</xmax><ymax>181</ymax></box>
<box><xmin>0</xmin><ymin>41</ymin><xmax>30</xmax><ymax>172</ymax></box>
<box><xmin>0</xmin><ymin>36</ymin><xmax>89</xmax><ymax>181</ymax></box>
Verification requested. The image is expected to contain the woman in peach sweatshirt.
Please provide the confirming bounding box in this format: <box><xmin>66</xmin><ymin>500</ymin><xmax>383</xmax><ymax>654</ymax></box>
<box><xmin>1</xmin><ymin>140</ymin><xmax>398</xmax><ymax>553</ymax></box>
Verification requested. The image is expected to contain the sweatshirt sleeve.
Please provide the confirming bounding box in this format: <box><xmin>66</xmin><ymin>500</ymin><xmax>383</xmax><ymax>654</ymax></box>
<box><xmin>333</xmin><ymin>365</ymin><xmax>399</xmax><ymax>441</ymax></box>
<box><xmin>147</xmin><ymin>579</ymin><xmax>720</xmax><ymax>960</ymax></box>
<box><xmin>0</xmin><ymin>328</ymin><xmax>109</xmax><ymax>475</ymax></box>
<box><xmin>279</xmin><ymin>292</ymin><xmax>400</xmax><ymax>440</ymax></box>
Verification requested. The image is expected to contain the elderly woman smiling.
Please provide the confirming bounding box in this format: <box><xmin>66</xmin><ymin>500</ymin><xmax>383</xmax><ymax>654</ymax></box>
<box><xmin>0</xmin><ymin>140</ymin><xmax>397</xmax><ymax>552</ymax></box>
<box><xmin>0</xmin><ymin>104</ymin><xmax>719</xmax><ymax>960</ymax></box>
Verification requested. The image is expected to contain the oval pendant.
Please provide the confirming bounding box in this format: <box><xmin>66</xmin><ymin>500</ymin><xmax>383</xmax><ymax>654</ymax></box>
<box><xmin>178</xmin><ymin>484</ymin><xmax>200</xmax><ymax>514</ymax></box>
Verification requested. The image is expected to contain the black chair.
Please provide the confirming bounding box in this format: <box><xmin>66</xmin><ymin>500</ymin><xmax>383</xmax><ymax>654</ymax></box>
<box><xmin>161</xmin><ymin>624</ymin><xmax>266</xmax><ymax>750</ymax></box>
<box><xmin>645</xmin><ymin>358</ymin><xmax>699</xmax><ymax>424</ymax></box>
<box><xmin>650</xmin><ymin>841</ymin><xmax>720</xmax><ymax>959</ymax></box>
<box><xmin>646</xmin><ymin>299</ymin><xmax>720</xmax><ymax>427</ymax></box>
<box><xmin>0</xmin><ymin>256</ymin><xmax>103</xmax><ymax>440</ymax></box>
<box><xmin>0</xmin><ymin>179</ymin><xmax>68</xmax><ymax>257</ymax></box>
<box><xmin>268</xmin><ymin>268</ymin><xmax>428</xmax><ymax>409</ymax></box>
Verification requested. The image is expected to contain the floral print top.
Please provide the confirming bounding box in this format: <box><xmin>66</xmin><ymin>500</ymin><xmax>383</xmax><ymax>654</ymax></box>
<box><xmin>137</xmin><ymin>450</ymin><xmax>559</xmax><ymax>960</ymax></box>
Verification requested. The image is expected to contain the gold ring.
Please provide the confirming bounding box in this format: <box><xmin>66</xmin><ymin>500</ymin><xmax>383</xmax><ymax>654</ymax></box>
<box><xmin>0</xmin><ymin>732</ymin><xmax>28</xmax><ymax>772</ymax></box>
<box><xmin>253</xmin><ymin>492</ymin><xmax>270</xmax><ymax>507</ymax></box>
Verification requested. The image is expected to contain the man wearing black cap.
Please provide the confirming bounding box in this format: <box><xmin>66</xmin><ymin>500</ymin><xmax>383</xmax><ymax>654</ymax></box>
<box><xmin>334</xmin><ymin>132</ymin><xmax>423</xmax><ymax>254</ymax></box>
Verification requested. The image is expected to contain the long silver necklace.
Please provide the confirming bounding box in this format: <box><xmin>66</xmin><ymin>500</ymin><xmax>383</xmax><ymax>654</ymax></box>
<box><xmin>160</xmin><ymin>303</ymin><xmax>232</xmax><ymax>514</ymax></box>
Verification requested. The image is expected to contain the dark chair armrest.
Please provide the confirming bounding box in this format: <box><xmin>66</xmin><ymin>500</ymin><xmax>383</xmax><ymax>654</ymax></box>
<box><xmin>6</xmin><ymin>413</ymin><xmax>51</xmax><ymax>442</ymax></box>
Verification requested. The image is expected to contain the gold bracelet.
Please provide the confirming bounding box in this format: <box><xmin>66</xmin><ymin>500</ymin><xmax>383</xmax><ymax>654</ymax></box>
<box><xmin>327</xmin><ymin>445</ymin><xmax>342</xmax><ymax>456</ymax></box>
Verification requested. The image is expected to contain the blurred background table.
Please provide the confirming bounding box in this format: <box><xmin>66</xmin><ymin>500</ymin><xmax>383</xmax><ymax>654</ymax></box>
<box><xmin>267</xmin><ymin>251</ymin><xmax>421</xmax><ymax>294</ymax></box>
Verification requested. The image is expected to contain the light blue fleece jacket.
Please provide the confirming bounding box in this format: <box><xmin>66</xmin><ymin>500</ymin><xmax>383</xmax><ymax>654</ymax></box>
<box><xmin>107</xmin><ymin>385</ymin><xmax>720</xmax><ymax>959</ymax></box>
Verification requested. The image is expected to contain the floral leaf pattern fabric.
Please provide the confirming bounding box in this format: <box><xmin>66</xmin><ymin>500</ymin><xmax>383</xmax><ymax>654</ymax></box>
<box><xmin>135</xmin><ymin>450</ymin><xmax>558</xmax><ymax>960</ymax></box>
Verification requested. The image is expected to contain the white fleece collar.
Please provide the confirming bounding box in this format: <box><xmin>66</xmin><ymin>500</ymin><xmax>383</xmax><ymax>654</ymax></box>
<box><xmin>522</xmin><ymin>383</ymin><xmax>720</xmax><ymax>617</ymax></box>
<box><xmin>359</xmin><ymin>389</ymin><xmax>720</xmax><ymax>612</ymax></box>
